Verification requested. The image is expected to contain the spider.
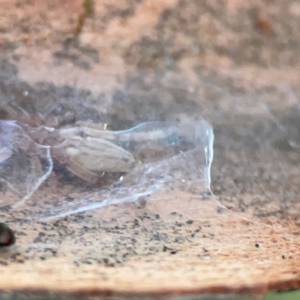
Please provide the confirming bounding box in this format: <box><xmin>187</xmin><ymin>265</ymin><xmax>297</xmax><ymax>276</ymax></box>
<box><xmin>0</xmin><ymin>102</ymin><xmax>135</xmax><ymax>185</ymax></box>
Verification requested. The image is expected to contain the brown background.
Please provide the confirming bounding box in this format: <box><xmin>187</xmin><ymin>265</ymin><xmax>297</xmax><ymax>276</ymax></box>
<box><xmin>1</xmin><ymin>0</ymin><xmax>300</xmax><ymax>298</ymax></box>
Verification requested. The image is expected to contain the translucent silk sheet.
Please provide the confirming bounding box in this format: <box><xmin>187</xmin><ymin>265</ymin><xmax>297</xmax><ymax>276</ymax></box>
<box><xmin>0</xmin><ymin>121</ymin><xmax>53</xmax><ymax>208</ymax></box>
<box><xmin>0</xmin><ymin>119</ymin><xmax>213</xmax><ymax>220</ymax></box>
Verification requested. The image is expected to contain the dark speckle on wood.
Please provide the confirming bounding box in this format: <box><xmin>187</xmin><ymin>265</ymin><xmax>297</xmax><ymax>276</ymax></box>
<box><xmin>0</xmin><ymin>222</ymin><xmax>16</xmax><ymax>247</ymax></box>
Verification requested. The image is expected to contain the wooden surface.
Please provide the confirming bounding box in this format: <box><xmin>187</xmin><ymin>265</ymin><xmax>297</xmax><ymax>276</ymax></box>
<box><xmin>1</xmin><ymin>190</ymin><xmax>300</xmax><ymax>298</ymax></box>
<box><xmin>1</xmin><ymin>0</ymin><xmax>300</xmax><ymax>299</ymax></box>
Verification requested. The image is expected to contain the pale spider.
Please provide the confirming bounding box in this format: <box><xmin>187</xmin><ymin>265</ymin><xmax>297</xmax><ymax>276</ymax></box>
<box><xmin>0</xmin><ymin>103</ymin><xmax>135</xmax><ymax>185</ymax></box>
